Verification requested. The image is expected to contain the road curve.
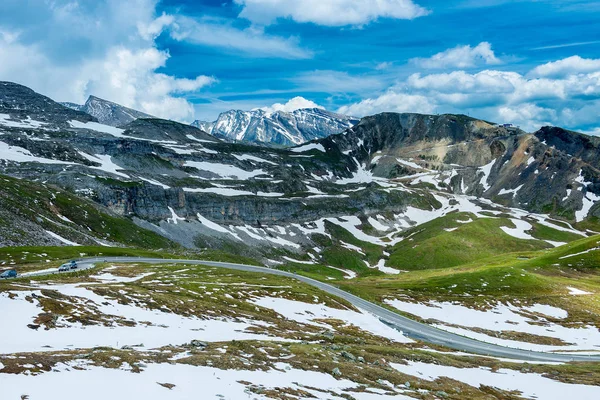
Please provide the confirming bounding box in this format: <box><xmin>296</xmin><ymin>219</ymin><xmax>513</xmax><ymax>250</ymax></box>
<box><xmin>26</xmin><ymin>257</ymin><xmax>600</xmax><ymax>363</ymax></box>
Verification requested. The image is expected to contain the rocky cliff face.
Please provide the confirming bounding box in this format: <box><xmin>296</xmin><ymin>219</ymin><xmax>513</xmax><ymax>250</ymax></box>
<box><xmin>320</xmin><ymin>113</ymin><xmax>600</xmax><ymax>221</ymax></box>
<box><xmin>194</xmin><ymin>108</ymin><xmax>358</xmax><ymax>146</ymax></box>
<box><xmin>61</xmin><ymin>95</ymin><xmax>155</xmax><ymax>127</ymax></box>
<box><xmin>1</xmin><ymin>82</ymin><xmax>598</xmax><ymax>252</ymax></box>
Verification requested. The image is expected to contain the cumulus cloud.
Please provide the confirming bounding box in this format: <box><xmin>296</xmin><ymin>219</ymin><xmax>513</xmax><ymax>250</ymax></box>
<box><xmin>338</xmin><ymin>92</ymin><xmax>435</xmax><ymax>116</ymax></box>
<box><xmin>0</xmin><ymin>28</ymin><xmax>214</xmax><ymax>122</ymax></box>
<box><xmin>337</xmin><ymin>55</ymin><xmax>600</xmax><ymax>134</ymax></box>
<box><xmin>259</xmin><ymin>97</ymin><xmax>324</xmax><ymax>113</ymax></box>
<box><xmin>411</xmin><ymin>42</ymin><xmax>501</xmax><ymax>69</ymax></box>
<box><xmin>529</xmin><ymin>55</ymin><xmax>600</xmax><ymax>78</ymax></box>
<box><xmin>0</xmin><ymin>1</ymin><xmax>222</xmax><ymax>122</ymax></box>
<box><xmin>91</xmin><ymin>47</ymin><xmax>215</xmax><ymax>121</ymax></box>
<box><xmin>233</xmin><ymin>0</ymin><xmax>429</xmax><ymax>26</ymax></box>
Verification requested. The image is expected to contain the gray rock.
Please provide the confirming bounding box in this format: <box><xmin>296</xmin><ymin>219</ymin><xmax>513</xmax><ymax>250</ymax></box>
<box><xmin>190</xmin><ymin>340</ymin><xmax>208</xmax><ymax>349</ymax></box>
<box><xmin>340</xmin><ymin>351</ymin><xmax>356</xmax><ymax>362</ymax></box>
<box><xmin>62</xmin><ymin>95</ymin><xmax>154</xmax><ymax>127</ymax></box>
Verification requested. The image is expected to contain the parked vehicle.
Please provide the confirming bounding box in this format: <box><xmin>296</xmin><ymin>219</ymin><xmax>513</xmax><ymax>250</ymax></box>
<box><xmin>58</xmin><ymin>264</ymin><xmax>71</xmax><ymax>272</ymax></box>
<box><xmin>0</xmin><ymin>269</ymin><xmax>17</xmax><ymax>279</ymax></box>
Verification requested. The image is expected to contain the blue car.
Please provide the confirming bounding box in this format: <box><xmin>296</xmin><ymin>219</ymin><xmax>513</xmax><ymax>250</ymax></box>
<box><xmin>0</xmin><ymin>269</ymin><xmax>17</xmax><ymax>279</ymax></box>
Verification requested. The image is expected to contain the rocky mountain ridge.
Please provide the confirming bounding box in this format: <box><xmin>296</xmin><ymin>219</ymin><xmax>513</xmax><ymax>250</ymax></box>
<box><xmin>61</xmin><ymin>95</ymin><xmax>155</xmax><ymax>127</ymax></box>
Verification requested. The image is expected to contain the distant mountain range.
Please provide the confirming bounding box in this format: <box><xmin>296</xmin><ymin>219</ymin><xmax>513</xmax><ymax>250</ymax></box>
<box><xmin>192</xmin><ymin>108</ymin><xmax>359</xmax><ymax>146</ymax></box>
<box><xmin>63</xmin><ymin>95</ymin><xmax>358</xmax><ymax>146</ymax></box>
<box><xmin>61</xmin><ymin>96</ymin><xmax>155</xmax><ymax>127</ymax></box>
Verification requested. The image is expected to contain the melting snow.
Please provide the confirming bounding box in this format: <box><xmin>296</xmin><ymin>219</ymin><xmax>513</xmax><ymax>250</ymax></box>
<box><xmin>498</xmin><ymin>184</ymin><xmax>524</xmax><ymax>198</ymax></box>
<box><xmin>478</xmin><ymin>159</ymin><xmax>496</xmax><ymax>191</ymax></box>
<box><xmin>500</xmin><ymin>219</ymin><xmax>535</xmax><ymax>240</ymax></box>
<box><xmin>0</xmin><ymin>286</ymin><xmax>280</xmax><ymax>354</ymax></box>
<box><xmin>184</xmin><ymin>161</ymin><xmax>266</xmax><ymax>180</ymax></box>
<box><xmin>139</xmin><ymin>177</ymin><xmax>170</xmax><ymax>189</ymax></box>
<box><xmin>166</xmin><ymin>207</ymin><xmax>186</xmax><ymax>224</ymax></box>
<box><xmin>1</xmin><ymin>363</ymin><xmax>407</xmax><ymax>400</ymax></box>
<box><xmin>290</xmin><ymin>143</ymin><xmax>325</xmax><ymax>153</ymax></box>
<box><xmin>69</xmin><ymin>120</ymin><xmax>125</xmax><ymax>137</ymax></box>
<box><xmin>0</xmin><ymin>114</ymin><xmax>48</xmax><ymax>128</ymax></box>
<box><xmin>45</xmin><ymin>230</ymin><xmax>80</xmax><ymax>246</ymax></box>
<box><xmin>0</xmin><ymin>141</ymin><xmax>72</xmax><ymax>164</ymax></box>
<box><xmin>251</xmin><ymin>297</ymin><xmax>412</xmax><ymax>343</ymax></box>
<box><xmin>567</xmin><ymin>287</ymin><xmax>593</xmax><ymax>296</ymax></box>
<box><xmin>233</xmin><ymin>154</ymin><xmax>278</xmax><ymax>165</ymax></box>
<box><xmin>78</xmin><ymin>152</ymin><xmax>129</xmax><ymax>178</ymax></box>
<box><xmin>392</xmin><ymin>361</ymin><xmax>600</xmax><ymax>399</ymax></box>
<box><xmin>386</xmin><ymin>299</ymin><xmax>600</xmax><ymax>352</ymax></box>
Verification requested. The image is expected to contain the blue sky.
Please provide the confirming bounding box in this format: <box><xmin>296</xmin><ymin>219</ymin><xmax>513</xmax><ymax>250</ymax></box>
<box><xmin>0</xmin><ymin>0</ymin><xmax>599</xmax><ymax>133</ymax></box>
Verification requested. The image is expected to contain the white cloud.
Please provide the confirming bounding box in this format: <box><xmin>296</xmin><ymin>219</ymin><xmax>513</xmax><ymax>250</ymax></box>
<box><xmin>530</xmin><ymin>55</ymin><xmax>600</xmax><ymax>78</ymax></box>
<box><xmin>375</xmin><ymin>62</ymin><xmax>393</xmax><ymax>70</ymax></box>
<box><xmin>0</xmin><ymin>30</ymin><xmax>214</xmax><ymax>122</ymax></box>
<box><xmin>583</xmin><ymin>127</ymin><xmax>600</xmax><ymax>136</ymax></box>
<box><xmin>338</xmin><ymin>92</ymin><xmax>435</xmax><ymax>116</ymax></box>
<box><xmin>169</xmin><ymin>16</ymin><xmax>312</xmax><ymax>59</ymax></box>
<box><xmin>92</xmin><ymin>47</ymin><xmax>216</xmax><ymax>121</ymax></box>
<box><xmin>234</xmin><ymin>0</ymin><xmax>429</xmax><ymax>26</ymax></box>
<box><xmin>337</xmin><ymin>55</ymin><xmax>600</xmax><ymax>133</ymax></box>
<box><xmin>0</xmin><ymin>1</ymin><xmax>220</xmax><ymax>122</ymax></box>
<box><xmin>137</xmin><ymin>13</ymin><xmax>175</xmax><ymax>40</ymax></box>
<box><xmin>259</xmin><ymin>96</ymin><xmax>324</xmax><ymax>113</ymax></box>
<box><xmin>411</xmin><ymin>42</ymin><xmax>501</xmax><ymax>69</ymax></box>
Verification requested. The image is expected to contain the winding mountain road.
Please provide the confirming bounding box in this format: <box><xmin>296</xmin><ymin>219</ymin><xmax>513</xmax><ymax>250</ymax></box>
<box><xmin>20</xmin><ymin>256</ymin><xmax>600</xmax><ymax>363</ymax></box>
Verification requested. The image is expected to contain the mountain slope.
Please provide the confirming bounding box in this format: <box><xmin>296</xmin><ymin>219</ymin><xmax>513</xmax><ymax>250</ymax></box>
<box><xmin>1</xmin><ymin>82</ymin><xmax>599</xmax><ymax>274</ymax></box>
<box><xmin>1</xmin><ymin>81</ymin><xmax>95</xmax><ymax>125</ymax></box>
<box><xmin>62</xmin><ymin>95</ymin><xmax>155</xmax><ymax>127</ymax></box>
<box><xmin>193</xmin><ymin>108</ymin><xmax>358</xmax><ymax>146</ymax></box>
<box><xmin>319</xmin><ymin>112</ymin><xmax>600</xmax><ymax>222</ymax></box>
<box><xmin>0</xmin><ymin>173</ymin><xmax>177</xmax><ymax>249</ymax></box>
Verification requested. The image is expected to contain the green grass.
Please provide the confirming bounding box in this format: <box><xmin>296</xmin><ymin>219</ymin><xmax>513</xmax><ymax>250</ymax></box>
<box><xmin>194</xmin><ymin>249</ymin><xmax>263</xmax><ymax>266</ymax></box>
<box><xmin>0</xmin><ymin>246</ymin><xmax>181</xmax><ymax>271</ymax></box>
<box><xmin>387</xmin><ymin>213</ymin><xmax>552</xmax><ymax>270</ymax></box>
<box><xmin>337</xmin><ymin>233</ymin><xmax>600</xmax><ymax>327</ymax></box>
<box><xmin>529</xmin><ymin>221</ymin><xmax>583</xmax><ymax>243</ymax></box>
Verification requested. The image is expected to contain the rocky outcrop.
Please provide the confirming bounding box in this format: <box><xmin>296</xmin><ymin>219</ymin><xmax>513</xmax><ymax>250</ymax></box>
<box><xmin>62</xmin><ymin>95</ymin><xmax>155</xmax><ymax>127</ymax></box>
<box><xmin>0</xmin><ymin>81</ymin><xmax>94</xmax><ymax>125</ymax></box>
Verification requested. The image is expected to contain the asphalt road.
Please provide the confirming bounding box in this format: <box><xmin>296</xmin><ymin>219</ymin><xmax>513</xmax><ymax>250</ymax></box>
<box><xmin>18</xmin><ymin>256</ymin><xmax>600</xmax><ymax>363</ymax></box>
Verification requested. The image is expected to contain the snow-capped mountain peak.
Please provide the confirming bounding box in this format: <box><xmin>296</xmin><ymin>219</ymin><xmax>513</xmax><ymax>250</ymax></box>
<box><xmin>193</xmin><ymin>107</ymin><xmax>359</xmax><ymax>146</ymax></box>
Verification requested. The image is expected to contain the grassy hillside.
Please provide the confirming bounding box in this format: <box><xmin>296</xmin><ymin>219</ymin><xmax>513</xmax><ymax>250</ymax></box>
<box><xmin>0</xmin><ymin>174</ymin><xmax>178</xmax><ymax>249</ymax></box>
<box><xmin>387</xmin><ymin>212</ymin><xmax>577</xmax><ymax>271</ymax></box>
<box><xmin>338</xmin><ymin>234</ymin><xmax>600</xmax><ymax>327</ymax></box>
